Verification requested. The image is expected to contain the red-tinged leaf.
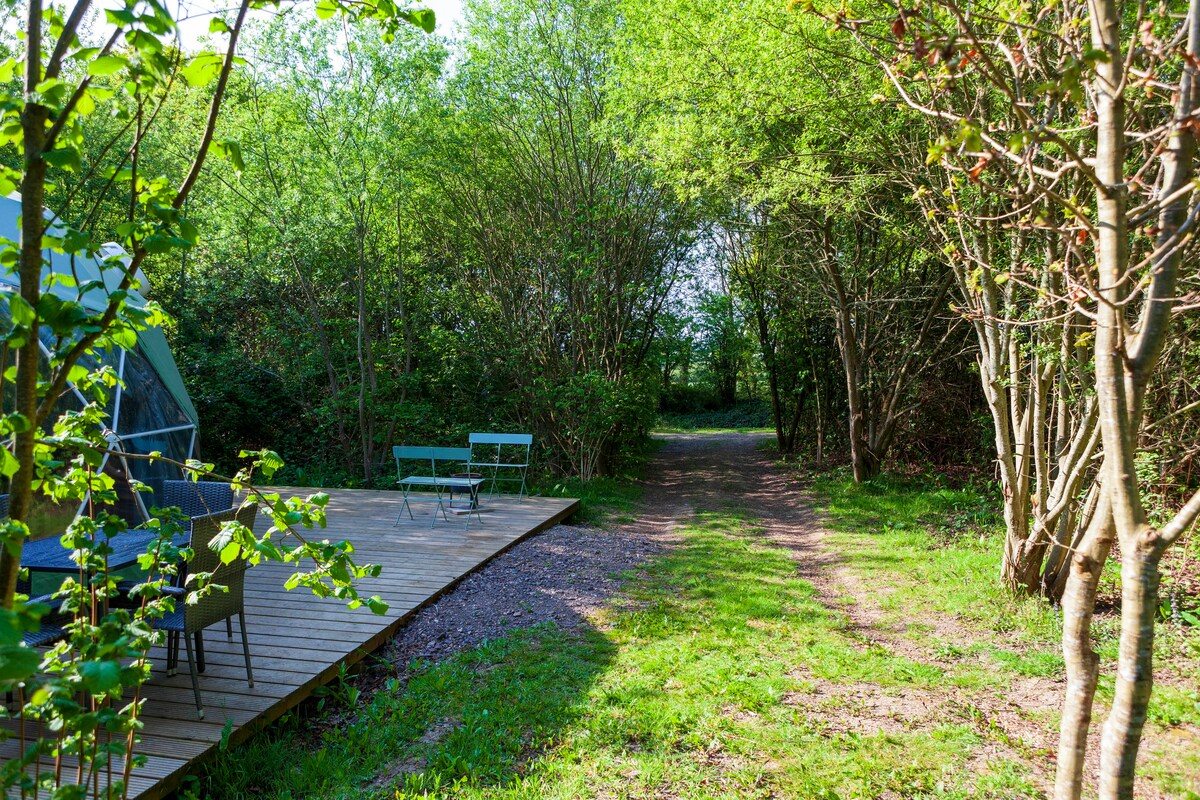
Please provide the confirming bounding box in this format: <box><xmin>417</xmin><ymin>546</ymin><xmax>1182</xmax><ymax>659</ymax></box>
<box><xmin>891</xmin><ymin>14</ymin><xmax>906</xmax><ymax>40</ymax></box>
<box><xmin>968</xmin><ymin>153</ymin><xmax>993</xmax><ymax>182</ymax></box>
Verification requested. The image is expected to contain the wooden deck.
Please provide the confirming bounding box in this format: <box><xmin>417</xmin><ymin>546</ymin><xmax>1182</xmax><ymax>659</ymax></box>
<box><xmin>7</xmin><ymin>489</ymin><xmax>579</xmax><ymax>800</ymax></box>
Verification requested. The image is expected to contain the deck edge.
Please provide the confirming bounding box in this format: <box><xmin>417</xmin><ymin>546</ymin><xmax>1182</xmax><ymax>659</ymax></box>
<box><xmin>132</xmin><ymin>496</ymin><xmax>579</xmax><ymax>800</ymax></box>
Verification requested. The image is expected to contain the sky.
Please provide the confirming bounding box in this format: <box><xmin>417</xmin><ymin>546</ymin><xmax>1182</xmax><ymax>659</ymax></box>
<box><xmin>172</xmin><ymin>0</ymin><xmax>466</xmax><ymax>50</ymax></box>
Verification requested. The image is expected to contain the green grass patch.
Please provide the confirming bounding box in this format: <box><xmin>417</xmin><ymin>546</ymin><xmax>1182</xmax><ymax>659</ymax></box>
<box><xmin>532</xmin><ymin>475</ymin><xmax>643</xmax><ymax>526</ymax></box>
<box><xmin>529</xmin><ymin>438</ymin><xmax>659</xmax><ymax>526</ymax></box>
<box><xmin>652</xmin><ymin>425</ymin><xmax>776</xmax><ymax>434</ymax></box>
<box><xmin>811</xmin><ymin>468</ymin><xmax>1060</xmax><ymax>647</ymax></box>
<box><xmin>195</xmin><ymin>508</ymin><xmax>1039</xmax><ymax>799</ymax></box>
<box><xmin>807</xmin><ymin>466</ymin><xmax>1200</xmax><ymax>730</ymax></box>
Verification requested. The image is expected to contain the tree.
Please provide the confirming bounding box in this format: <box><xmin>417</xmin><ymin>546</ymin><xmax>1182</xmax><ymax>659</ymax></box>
<box><xmin>613</xmin><ymin>0</ymin><xmax>962</xmax><ymax>480</ymax></box>
<box><xmin>823</xmin><ymin>0</ymin><xmax>1200</xmax><ymax>794</ymax></box>
<box><xmin>693</xmin><ymin>289</ymin><xmax>746</xmax><ymax>408</ymax></box>
<box><xmin>439</xmin><ymin>0</ymin><xmax>695</xmax><ymax>479</ymax></box>
<box><xmin>0</xmin><ymin>0</ymin><xmax>431</xmax><ymax>795</ymax></box>
<box><xmin>178</xmin><ymin>17</ymin><xmax>447</xmax><ymax>482</ymax></box>
<box><xmin>720</xmin><ymin>208</ymin><xmax>838</xmax><ymax>456</ymax></box>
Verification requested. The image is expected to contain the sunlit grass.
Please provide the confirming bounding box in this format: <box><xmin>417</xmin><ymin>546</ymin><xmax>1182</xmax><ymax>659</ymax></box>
<box><xmin>810</xmin><ymin>468</ymin><xmax>1062</xmax><ymax>645</ymax></box>
<box><xmin>808</xmin><ymin>466</ymin><xmax>1200</xmax><ymax>737</ymax></box>
<box><xmin>196</xmin><ymin>509</ymin><xmax>1042</xmax><ymax>799</ymax></box>
<box><xmin>531</xmin><ymin>475</ymin><xmax>644</xmax><ymax>526</ymax></box>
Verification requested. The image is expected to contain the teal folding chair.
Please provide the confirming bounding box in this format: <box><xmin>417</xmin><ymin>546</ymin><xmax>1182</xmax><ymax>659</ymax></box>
<box><xmin>393</xmin><ymin>446</ymin><xmax>483</xmax><ymax>527</ymax></box>
<box><xmin>467</xmin><ymin>433</ymin><xmax>533</xmax><ymax>501</ymax></box>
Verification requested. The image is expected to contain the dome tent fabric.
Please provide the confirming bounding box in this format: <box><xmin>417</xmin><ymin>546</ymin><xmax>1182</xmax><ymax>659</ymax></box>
<box><xmin>0</xmin><ymin>193</ymin><xmax>200</xmax><ymax>524</ymax></box>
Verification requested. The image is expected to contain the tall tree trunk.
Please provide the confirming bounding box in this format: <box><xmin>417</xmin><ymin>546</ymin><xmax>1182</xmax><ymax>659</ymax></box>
<box><xmin>1089</xmin><ymin>0</ymin><xmax>1200</xmax><ymax>792</ymax></box>
<box><xmin>1055</xmin><ymin>494</ymin><xmax>1112</xmax><ymax>800</ymax></box>
<box><xmin>0</xmin><ymin>2</ymin><xmax>47</xmax><ymax>608</ymax></box>
<box><xmin>825</xmin><ymin>232</ymin><xmax>875</xmax><ymax>482</ymax></box>
<box><xmin>354</xmin><ymin>217</ymin><xmax>378</xmax><ymax>483</ymax></box>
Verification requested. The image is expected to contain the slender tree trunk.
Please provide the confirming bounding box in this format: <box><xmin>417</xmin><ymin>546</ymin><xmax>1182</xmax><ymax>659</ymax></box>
<box><xmin>1086</xmin><ymin>0</ymin><xmax>1200</xmax><ymax>793</ymax></box>
<box><xmin>354</xmin><ymin>218</ymin><xmax>377</xmax><ymax>483</ymax></box>
<box><xmin>0</xmin><ymin>1</ymin><xmax>47</xmax><ymax>609</ymax></box>
<box><xmin>1055</xmin><ymin>494</ymin><xmax>1112</xmax><ymax>800</ymax></box>
<box><xmin>1098</xmin><ymin>544</ymin><xmax>1162</xmax><ymax>798</ymax></box>
<box><xmin>752</xmin><ymin>304</ymin><xmax>788</xmax><ymax>453</ymax></box>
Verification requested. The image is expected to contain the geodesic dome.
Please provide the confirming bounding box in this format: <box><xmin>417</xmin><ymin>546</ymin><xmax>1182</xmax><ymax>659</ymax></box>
<box><xmin>0</xmin><ymin>194</ymin><xmax>200</xmax><ymax>524</ymax></box>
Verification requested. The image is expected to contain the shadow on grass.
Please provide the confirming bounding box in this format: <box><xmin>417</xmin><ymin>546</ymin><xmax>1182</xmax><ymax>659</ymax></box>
<box><xmin>195</xmin><ymin>508</ymin><xmax>1034</xmax><ymax>800</ymax></box>
<box><xmin>195</xmin><ymin>623</ymin><xmax>617</xmax><ymax>799</ymax></box>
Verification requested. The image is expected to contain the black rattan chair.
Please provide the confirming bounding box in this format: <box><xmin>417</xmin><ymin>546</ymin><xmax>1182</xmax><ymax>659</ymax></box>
<box><xmin>115</xmin><ymin>480</ymin><xmax>235</xmax><ymax>616</ymax></box>
<box><xmin>160</xmin><ymin>481</ymin><xmax>234</xmax><ymax>524</ymax></box>
<box><xmin>155</xmin><ymin>504</ymin><xmax>257</xmax><ymax>719</ymax></box>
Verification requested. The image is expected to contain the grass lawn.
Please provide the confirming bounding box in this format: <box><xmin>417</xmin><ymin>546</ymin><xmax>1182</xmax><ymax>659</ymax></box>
<box><xmin>531</xmin><ymin>475</ymin><xmax>644</xmax><ymax>525</ymax></box>
<box><xmin>809</xmin><ymin>467</ymin><xmax>1200</xmax><ymax>796</ymax></box>
<box><xmin>191</xmin><ymin>467</ymin><xmax>1200</xmax><ymax>799</ymax></box>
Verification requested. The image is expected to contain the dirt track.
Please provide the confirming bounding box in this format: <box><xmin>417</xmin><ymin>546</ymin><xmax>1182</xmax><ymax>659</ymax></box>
<box><xmin>373</xmin><ymin>432</ymin><xmax>1189</xmax><ymax>798</ymax></box>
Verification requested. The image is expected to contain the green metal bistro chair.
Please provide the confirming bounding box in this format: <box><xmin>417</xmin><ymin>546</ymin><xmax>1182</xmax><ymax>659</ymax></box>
<box><xmin>155</xmin><ymin>504</ymin><xmax>257</xmax><ymax>719</ymax></box>
<box><xmin>468</xmin><ymin>433</ymin><xmax>533</xmax><ymax>501</ymax></box>
<box><xmin>393</xmin><ymin>446</ymin><xmax>484</xmax><ymax>527</ymax></box>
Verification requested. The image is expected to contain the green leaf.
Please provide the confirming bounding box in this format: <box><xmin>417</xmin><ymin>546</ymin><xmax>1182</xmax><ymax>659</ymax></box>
<box><xmin>219</xmin><ymin>140</ymin><xmax>245</xmax><ymax>174</ymax></box>
<box><xmin>9</xmin><ymin>294</ymin><xmax>35</xmax><ymax>327</ymax></box>
<box><xmin>105</xmin><ymin>7</ymin><xmax>137</xmax><ymax>25</ymax></box>
<box><xmin>181</xmin><ymin>52</ymin><xmax>224</xmax><ymax>88</ymax></box>
<box><xmin>87</xmin><ymin>55</ymin><xmax>127</xmax><ymax>76</ymax></box>
<box><xmin>0</xmin><ymin>609</ymin><xmax>23</xmax><ymax>646</ymax></box>
<box><xmin>0</xmin><ymin>644</ymin><xmax>40</xmax><ymax>681</ymax></box>
<box><xmin>178</xmin><ymin>218</ymin><xmax>199</xmax><ymax>246</ymax></box>
<box><xmin>365</xmin><ymin>596</ymin><xmax>389</xmax><ymax>615</ymax></box>
<box><xmin>0</xmin><ymin>447</ymin><xmax>19</xmax><ymax>479</ymax></box>
<box><xmin>219</xmin><ymin>540</ymin><xmax>241</xmax><ymax>564</ymax></box>
<box><xmin>209</xmin><ymin>18</ymin><xmax>230</xmax><ymax>33</ymax></box>
<box><xmin>79</xmin><ymin>660</ymin><xmax>123</xmax><ymax>693</ymax></box>
<box><xmin>401</xmin><ymin>8</ymin><xmax>436</xmax><ymax>32</ymax></box>
<box><xmin>315</xmin><ymin>0</ymin><xmax>339</xmax><ymax>19</ymax></box>
<box><xmin>43</xmin><ymin>147</ymin><xmax>82</xmax><ymax>172</ymax></box>
<box><xmin>0</xmin><ymin>165</ymin><xmax>18</xmax><ymax>196</ymax></box>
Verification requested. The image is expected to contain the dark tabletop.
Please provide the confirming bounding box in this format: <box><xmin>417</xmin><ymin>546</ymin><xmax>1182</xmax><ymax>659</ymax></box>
<box><xmin>20</xmin><ymin>529</ymin><xmax>190</xmax><ymax>574</ymax></box>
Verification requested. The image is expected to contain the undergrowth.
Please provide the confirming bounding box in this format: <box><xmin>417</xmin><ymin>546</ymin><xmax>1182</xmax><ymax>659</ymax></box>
<box><xmin>656</xmin><ymin>401</ymin><xmax>773</xmax><ymax>433</ymax></box>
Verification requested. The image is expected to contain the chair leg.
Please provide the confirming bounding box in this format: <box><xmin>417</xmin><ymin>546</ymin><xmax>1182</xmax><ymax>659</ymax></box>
<box><xmin>397</xmin><ymin>489</ymin><xmax>416</xmax><ymax>525</ymax></box>
<box><xmin>226</xmin><ymin>617</ymin><xmax>233</xmax><ymax>641</ymax></box>
<box><xmin>166</xmin><ymin>632</ymin><xmax>177</xmax><ymax>677</ymax></box>
<box><xmin>432</xmin><ymin>488</ymin><xmax>445</xmax><ymax>528</ymax></box>
<box><xmin>183</xmin><ymin>633</ymin><xmax>204</xmax><ymax>719</ymax></box>
<box><xmin>194</xmin><ymin>632</ymin><xmax>205</xmax><ymax>673</ymax></box>
<box><xmin>238</xmin><ymin>612</ymin><xmax>254</xmax><ymax>688</ymax></box>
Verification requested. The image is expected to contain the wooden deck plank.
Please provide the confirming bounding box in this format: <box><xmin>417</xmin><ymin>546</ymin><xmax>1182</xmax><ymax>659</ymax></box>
<box><xmin>8</xmin><ymin>491</ymin><xmax>577</xmax><ymax>800</ymax></box>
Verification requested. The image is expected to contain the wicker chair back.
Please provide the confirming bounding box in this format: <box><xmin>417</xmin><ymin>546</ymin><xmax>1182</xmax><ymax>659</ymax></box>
<box><xmin>182</xmin><ymin>504</ymin><xmax>256</xmax><ymax>635</ymax></box>
<box><xmin>161</xmin><ymin>481</ymin><xmax>234</xmax><ymax>521</ymax></box>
